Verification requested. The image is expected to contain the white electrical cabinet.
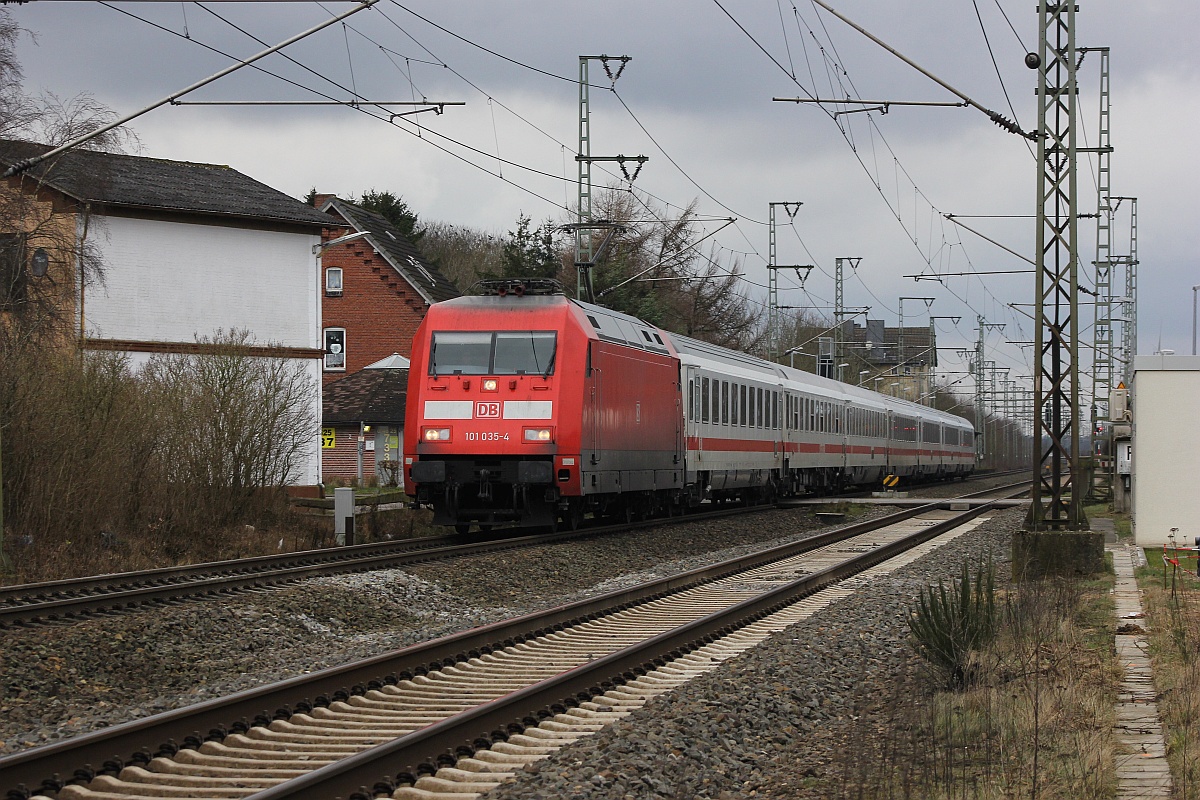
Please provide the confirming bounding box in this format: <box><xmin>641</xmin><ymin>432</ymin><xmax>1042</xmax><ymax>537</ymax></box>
<box><xmin>1132</xmin><ymin>355</ymin><xmax>1200</xmax><ymax>546</ymax></box>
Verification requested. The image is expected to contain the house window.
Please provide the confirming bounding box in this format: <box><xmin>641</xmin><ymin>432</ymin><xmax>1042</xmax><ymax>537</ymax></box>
<box><xmin>325</xmin><ymin>267</ymin><xmax>343</xmax><ymax>296</ymax></box>
<box><xmin>324</xmin><ymin>328</ymin><xmax>346</xmax><ymax>371</ymax></box>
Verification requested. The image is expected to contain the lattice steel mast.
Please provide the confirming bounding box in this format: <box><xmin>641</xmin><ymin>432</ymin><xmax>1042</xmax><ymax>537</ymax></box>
<box><xmin>767</xmin><ymin>202</ymin><xmax>803</xmax><ymax>361</ymax></box>
<box><xmin>572</xmin><ymin>55</ymin><xmax>646</xmax><ymax>302</ymax></box>
<box><xmin>1085</xmin><ymin>46</ymin><xmax>1114</xmax><ymax>502</ymax></box>
<box><xmin>1028</xmin><ymin>0</ymin><xmax>1086</xmax><ymax>530</ymax></box>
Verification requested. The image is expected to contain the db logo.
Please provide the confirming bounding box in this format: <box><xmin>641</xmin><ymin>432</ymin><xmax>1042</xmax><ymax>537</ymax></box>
<box><xmin>475</xmin><ymin>402</ymin><xmax>501</xmax><ymax>419</ymax></box>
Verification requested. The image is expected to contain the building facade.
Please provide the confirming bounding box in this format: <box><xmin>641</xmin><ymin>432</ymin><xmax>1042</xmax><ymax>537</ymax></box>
<box><xmin>314</xmin><ymin>196</ymin><xmax>460</xmax><ymax>386</ymax></box>
<box><xmin>1</xmin><ymin>139</ymin><xmax>342</xmax><ymax>488</ymax></box>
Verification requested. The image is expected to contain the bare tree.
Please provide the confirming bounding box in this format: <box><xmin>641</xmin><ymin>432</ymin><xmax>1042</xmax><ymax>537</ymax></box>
<box><xmin>584</xmin><ymin>188</ymin><xmax>767</xmax><ymax>349</ymax></box>
<box><xmin>418</xmin><ymin>220</ymin><xmax>504</xmax><ymax>291</ymax></box>
<box><xmin>141</xmin><ymin>329</ymin><xmax>318</xmax><ymax>526</ymax></box>
<box><xmin>1</xmin><ymin>11</ymin><xmax>138</xmax><ymax>151</ymax></box>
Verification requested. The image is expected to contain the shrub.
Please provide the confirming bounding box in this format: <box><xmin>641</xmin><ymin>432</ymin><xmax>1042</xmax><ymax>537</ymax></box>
<box><xmin>908</xmin><ymin>557</ymin><xmax>997</xmax><ymax>688</ymax></box>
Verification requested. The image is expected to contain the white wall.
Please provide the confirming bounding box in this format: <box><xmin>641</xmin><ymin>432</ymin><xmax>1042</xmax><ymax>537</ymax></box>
<box><xmin>86</xmin><ymin>215</ymin><xmax>320</xmax><ymax>347</ymax></box>
<box><xmin>88</xmin><ymin>214</ymin><xmax>323</xmax><ymax>485</ymax></box>
<box><xmin>1132</xmin><ymin>355</ymin><xmax>1200</xmax><ymax>547</ymax></box>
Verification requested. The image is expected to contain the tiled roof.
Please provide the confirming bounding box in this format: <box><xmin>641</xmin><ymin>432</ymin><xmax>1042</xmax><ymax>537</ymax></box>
<box><xmin>321</xmin><ymin>198</ymin><xmax>460</xmax><ymax>304</ymax></box>
<box><xmin>323</xmin><ymin>368</ymin><xmax>409</xmax><ymax>424</ymax></box>
<box><xmin>0</xmin><ymin>139</ymin><xmax>336</xmax><ymax>228</ymax></box>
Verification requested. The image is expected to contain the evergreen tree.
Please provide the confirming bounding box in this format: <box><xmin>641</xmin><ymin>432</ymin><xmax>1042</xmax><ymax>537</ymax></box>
<box><xmin>497</xmin><ymin>214</ymin><xmax>562</xmax><ymax>280</ymax></box>
<box><xmin>356</xmin><ymin>189</ymin><xmax>424</xmax><ymax>244</ymax></box>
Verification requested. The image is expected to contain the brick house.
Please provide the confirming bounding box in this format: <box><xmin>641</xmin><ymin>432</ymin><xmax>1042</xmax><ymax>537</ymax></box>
<box><xmin>840</xmin><ymin>319</ymin><xmax>938</xmax><ymax>401</ymax></box>
<box><xmin>321</xmin><ymin>353</ymin><xmax>409</xmax><ymax>486</ymax></box>
<box><xmin>314</xmin><ymin>195</ymin><xmax>460</xmax><ymax>386</ymax></box>
<box><xmin>0</xmin><ymin>139</ymin><xmax>345</xmax><ymax>489</ymax></box>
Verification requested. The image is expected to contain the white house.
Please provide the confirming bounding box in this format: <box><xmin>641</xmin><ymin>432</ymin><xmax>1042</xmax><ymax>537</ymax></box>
<box><xmin>0</xmin><ymin>139</ymin><xmax>342</xmax><ymax>490</ymax></box>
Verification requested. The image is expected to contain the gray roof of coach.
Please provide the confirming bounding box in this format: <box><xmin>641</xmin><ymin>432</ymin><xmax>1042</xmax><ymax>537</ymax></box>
<box><xmin>573</xmin><ymin>299</ymin><xmax>673</xmax><ymax>355</ymax></box>
<box><xmin>665</xmin><ymin>331</ymin><xmax>785</xmax><ymax>377</ymax></box>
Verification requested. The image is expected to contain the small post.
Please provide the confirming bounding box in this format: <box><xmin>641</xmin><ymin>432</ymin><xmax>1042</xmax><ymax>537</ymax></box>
<box><xmin>334</xmin><ymin>487</ymin><xmax>355</xmax><ymax>546</ymax></box>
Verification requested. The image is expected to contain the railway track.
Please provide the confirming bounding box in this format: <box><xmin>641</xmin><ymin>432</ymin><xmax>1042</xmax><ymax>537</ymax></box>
<box><xmin>0</xmin><ymin>474</ymin><xmax>1023</xmax><ymax>630</ymax></box>
<box><xmin>0</xmin><ymin>505</ymin><xmax>781</xmax><ymax>629</ymax></box>
<box><xmin>1</xmin><ymin>483</ymin><xmax>1026</xmax><ymax>800</ymax></box>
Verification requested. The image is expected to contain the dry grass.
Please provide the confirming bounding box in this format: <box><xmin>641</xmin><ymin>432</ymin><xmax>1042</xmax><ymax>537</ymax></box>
<box><xmin>2</xmin><ymin>504</ymin><xmax>439</xmax><ymax>586</ymax></box>
<box><xmin>837</xmin><ymin>568</ymin><xmax>1119</xmax><ymax>799</ymax></box>
<box><xmin>1138</xmin><ymin>551</ymin><xmax>1200</xmax><ymax>799</ymax></box>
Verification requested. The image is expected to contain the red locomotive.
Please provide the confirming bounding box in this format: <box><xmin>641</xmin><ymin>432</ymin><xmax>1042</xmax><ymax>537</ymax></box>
<box><xmin>404</xmin><ymin>279</ymin><xmax>682</xmax><ymax>532</ymax></box>
<box><xmin>405</xmin><ymin>279</ymin><xmax>975</xmax><ymax>532</ymax></box>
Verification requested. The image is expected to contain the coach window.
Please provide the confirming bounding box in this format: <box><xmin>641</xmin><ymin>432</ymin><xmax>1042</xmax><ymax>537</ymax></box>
<box><xmin>702</xmin><ymin>377</ymin><xmax>710</xmax><ymax>423</ymax></box>
<box><xmin>721</xmin><ymin>381</ymin><xmax>729</xmax><ymax>424</ymax></box>
<box><xmin>731</xmin><ymin>383</ymin><xmax>739</xmax><ymax>426</ymax></box>
<box><xmin>739</xmin><ymin>385</ymin><xmax>747</xmax><ymax>426</ymax></box>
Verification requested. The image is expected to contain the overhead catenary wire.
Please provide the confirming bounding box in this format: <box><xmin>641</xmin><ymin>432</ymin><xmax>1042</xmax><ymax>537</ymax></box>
<box><xmin>802</xmin><ymin>0</ymin><xmax>1032</xmax><ymax>139</ymax></box>
<box><xmin>760</xmin><ymin>0</ymin><xmax>1041</xmax><ymax>348</ymax></box>
<box><xmin>1</xmin><ymin>0</ymin><xmax>381</xmax><ymax>178</ymax></box>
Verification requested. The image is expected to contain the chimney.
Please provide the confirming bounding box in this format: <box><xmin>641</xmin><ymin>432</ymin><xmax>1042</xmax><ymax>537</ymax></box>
<box><xmin>312</xmin><ymin>193</ymin><xmax>337</xmax><ymax>209</ymax></box>
<box><xmin>866</xmin><ymin>319</ymin><xmax>885</xmax><ymax>345</ymax></box>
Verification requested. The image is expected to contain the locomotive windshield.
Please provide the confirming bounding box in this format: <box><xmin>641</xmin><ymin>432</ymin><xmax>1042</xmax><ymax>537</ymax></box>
<box><xmin>429</xmin><ymin>331</ymin><xmax>557</xmax><ymax>376</ymax></box>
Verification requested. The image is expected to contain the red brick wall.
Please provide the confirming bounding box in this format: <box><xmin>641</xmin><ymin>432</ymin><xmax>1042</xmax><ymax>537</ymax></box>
<box><xmin>319</xmin><ymin>226</ymin><xmax>430</xmax><ymax>387</ymax></box>
<box><xmin>321</xmin><ymin>424</ymin><xmax>375</xmax><ymax>483</ymax></box>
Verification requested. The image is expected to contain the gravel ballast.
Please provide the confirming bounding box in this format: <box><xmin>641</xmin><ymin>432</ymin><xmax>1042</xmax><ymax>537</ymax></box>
<box><xmin>0</xmin><ymin>478</ymin><xmax>1020</xmax><ymax>797</ymax></box>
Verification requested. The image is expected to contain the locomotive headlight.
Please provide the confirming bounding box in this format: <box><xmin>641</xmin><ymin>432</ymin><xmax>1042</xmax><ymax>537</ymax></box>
<box><xmin>423</xmin><ymin>427</ymin><xmax>451</xmax><ymax>442</ymax></box>
<box><xmin>482</xmin><ymin>379</ymin><xmax>499</xmax><ymax>392</ymax></box>
<box><xmin>523</xmin><ymin>427</ymin><xmax>553</xmax><ymax>442</ymax></box>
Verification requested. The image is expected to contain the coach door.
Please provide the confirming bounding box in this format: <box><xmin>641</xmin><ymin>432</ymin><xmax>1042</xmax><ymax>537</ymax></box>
<box><xmin>686</xmin><ymin>366</ymin><xmax>702</xmax><ymax>461</ymax></box>
<box><xmin>587</xmin><ymin>343</ymin><xmax>602</xmax><ymax>465</ymax></box>
<box><xmin>841</xmin><ymin>400</ymin><xmax>850</xmax><ymax>470</ymax></box>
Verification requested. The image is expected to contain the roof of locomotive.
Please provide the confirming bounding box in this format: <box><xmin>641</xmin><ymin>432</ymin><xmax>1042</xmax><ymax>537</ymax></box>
<box><xmin>423</xmin><ymin>293</ymin><xmax>675</xmax><ymax>357</ymax></box>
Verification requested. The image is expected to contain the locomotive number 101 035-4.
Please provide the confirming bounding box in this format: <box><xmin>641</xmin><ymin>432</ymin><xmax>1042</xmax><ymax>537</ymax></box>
<box><xmin>464</xmin><ymin>431</ymin><xmax>510</xmax><ymax>441</ymax></box>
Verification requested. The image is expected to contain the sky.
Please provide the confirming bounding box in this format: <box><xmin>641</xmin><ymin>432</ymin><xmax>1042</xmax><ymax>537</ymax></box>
<box><xmin>7</xmin><ymin>0</ymin><xmax>1200</xmax><ymax>406</ymax></box>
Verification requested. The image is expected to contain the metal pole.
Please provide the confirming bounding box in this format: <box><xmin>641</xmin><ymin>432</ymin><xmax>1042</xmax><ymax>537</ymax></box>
<box><xmin>1193</xmin><ymin>284</ymin><xmax>1199</xmax><ymax>355</ymax></box>
<box><xmin>576</xmin><ymin>57</ymin><xmax>592</xmax><ymax>300</ymax></box>
<box><xmin>1028</xmin><ymin>0</ymin><xmax>1085</xmax><ymax>530</ymax></box>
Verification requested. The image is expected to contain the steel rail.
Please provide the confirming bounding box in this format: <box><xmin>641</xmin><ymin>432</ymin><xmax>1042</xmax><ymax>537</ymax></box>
<box><xmin>0</xmin><ymin>472</ymin><xmax>1022</xmax><ymax>623</ymax></box>
<box><xmin>247</xmin><ymin>499</ymin><xmax>1007</xmax><ymax>800</ymax></box>
<box><xmin>0</xmin><ymin>534</ymin><xmax>460</xmax><ymax>605</ymax></box>
<box><xmin>0</xmin><ymin>491</ymin><xmax>1015</xmax><ymax>799</ymax></box>
<box><xmin>0</xmin><ymin>504</ymin><xmax>781</xmax><ymax>629</ymax></box>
